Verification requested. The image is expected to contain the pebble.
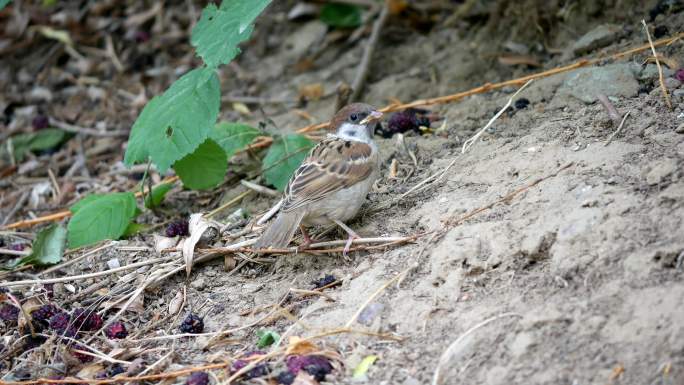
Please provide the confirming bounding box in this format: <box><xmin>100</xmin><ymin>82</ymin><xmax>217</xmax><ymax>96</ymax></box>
<box><xmin>639</xmin><ymin>64</ymin><xmax>674</xmax><ymax>80</ymax></box>
<box><xmin>664</xmin><ymin>77</ymin><xmax>681</xmax><ymax>89</ymax></box>
<box><xmin>560</xmin><ymin>63</ymin><xmax>639</xmax><ymax>104</ymax></box>
<box><xmin>571</xmin><ymin>24</ymin><xmax>621</xmax><ymax>55</ymax></box>
<box><xmin>191</xmin><ymin>277</ymin><xmax>206</xmax><ymax>290</ymax></box>
<box><xmin>676</xmin><ymin>123</ymin><xmax>684</xmax><ymax>134</ymax></box>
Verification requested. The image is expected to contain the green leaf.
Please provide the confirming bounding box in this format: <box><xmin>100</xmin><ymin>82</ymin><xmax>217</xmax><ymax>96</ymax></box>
<box><xmin>0</xmin><ymin>0</ymin><xmax>11</xmax><ymax>11</ymax></box>
<box><xmin>124</xmin><ymin>67</ymin><xmax>221</xmax><ymax>172</ymax></box>
<box><xmin>191</xmin><ymin>0</ymin><xmax>272</xmax><ymax>68</ymax></box>
<box><xmin>144</xmin><ymin>183</ymin><xmax>174</xmax><ymax>208</ymax></box>
<box><xmin>262</xmin><ymin>134</ymin><xmax>314</xmax><ymax>191</ymax></box>
<box><xmin>210</xmin><ymin>122</ymin><xmax>261</xmax><ymax>157</ymax></box>
<box><xmin>173</xmin><ymin>139</ymin><xmax>227</xmax><ymax>190</ymax></box>
<box><xmin>353</xmin><ymin>355</ymin><xmax>378</xmax><ymax>379</ymax></box>
<box><xmin>2</xmin><ymin>129</ymin><xmax>68</xmax><ymax>162</ymax></box>
<box><xmin>122</xmin><ymin>222</ymin><xmax>149</xmax><ymax>237</ymax></box>
<box><xmin>67</xmin><ymin>192</ymin><xmax>138</xmax><ymax>248</ymax></box>
<box><xmin>70</xmin><ymin>194</ymin><xmax>107</xmax><ymax>213</ymax></box>
<box><xmin>256</xmin><ymin>329</ymin><xmax>280</xmax><ymax>348</ymax></box>
<box><xmin>15</xmin><ymin>224</ymin><xmax>66</xmax><ymax>267</ymax></box>
<box><xmin>320</xmin><ymin>3</ymin><xmax>362</xmax><ymax>28</ymax></box>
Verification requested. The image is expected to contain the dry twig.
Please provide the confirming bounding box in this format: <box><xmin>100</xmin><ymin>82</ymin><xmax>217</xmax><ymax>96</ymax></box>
<box><xmin>350</xmin><ymin>1</ymin><xmax>390</xmax><ymax>101</ymax></box>
<box><xmin>642</xmin><ymin>20</ymin><xmax>673</xmax><ymax>110</ymax></box>
<box><xmin>604</xmin><ymin>110</ymin><xmax>632</xmax><ymax>146</ymax></box>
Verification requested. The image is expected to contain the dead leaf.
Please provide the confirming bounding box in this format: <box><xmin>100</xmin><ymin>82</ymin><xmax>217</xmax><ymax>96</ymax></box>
<box><xmin>388</xmin><ymin>0</ymin><xmax>409</xmax><ymax>15</ymax></box>
<box><xmin>224</xmin><ymin>255</ymin><xmax>237</xmax><ymax>271</ymax></box>
<box><xmin>298</xmin><ymin>83</ymin><xmax>323</xmax><ymax>101</ymax></box>
<box><xmin>498</xmin><ymin>54</ymin><xmax>540</xmax><ymax>67</ymax></box>
<box><xmin>182</xmin><ymin>213</ymin><xmax>219</xmax><ymax>276</ymax></box>
<box><xmin>168</xmin><ymin>290</ymin><xmax>184</xmax><ymax>316</ymax></box>
<box><xmin>286</xmin><ymin>336</ymin><xmax>318</xmax><ymax>355</ymax></box>
<box><xmin>77</xmin><ymin>363</ymin><xmax>104</xmax><ymax>379</ymax></box>
<box><xmin>154</xmin><ymin>234</ymin><xmax>179</xmax><ymax>253</ymax></box>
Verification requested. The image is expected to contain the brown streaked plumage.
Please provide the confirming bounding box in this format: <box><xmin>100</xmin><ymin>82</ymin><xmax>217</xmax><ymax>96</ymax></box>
<box><xmin>255</xmin><ymin>103</ymin><xmax>383</xmax><ymax>254</ymax></box>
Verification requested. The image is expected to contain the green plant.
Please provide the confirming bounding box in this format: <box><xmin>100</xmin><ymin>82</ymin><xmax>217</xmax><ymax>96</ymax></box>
<box><xmin>61</xmin><ymin>0</ymin><xmax>316</xmax><ymax>249</ymax></box>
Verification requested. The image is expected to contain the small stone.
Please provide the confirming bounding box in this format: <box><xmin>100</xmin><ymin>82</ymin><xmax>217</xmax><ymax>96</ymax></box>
<box><xmin>675</xmin><ymin>123</ymin><xmax>684</xmax><ymax>134</ymax></box>
<box><xmin>664</xmin><ymin>77</ymin><xmax>681</xmax><ymax>89</ymax></box>
<box><xmin>639</xmin><ymin>64</ymin><xmax>674</xmax><ymax>80</ymax></box>
<box><xmin>561</xmin><ymin>64</ymin><xmax>639</xmax><ymax>104</ymax></box>
<box><xmin>645</xmin><ymin>159</ymin><xmax>678</xmax><ymax>185</ymax></box>
<box><xmin>571</xmin><ymin>24</ymin><xmax>621</xmax><ymax>55</ymax></box>
<box><xmin>191</xmin><ymin>278</ymin><xmax>206</xmax><ymax>291</ymax></box>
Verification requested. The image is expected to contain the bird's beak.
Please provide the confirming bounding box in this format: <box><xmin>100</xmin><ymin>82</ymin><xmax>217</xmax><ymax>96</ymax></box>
<box><xmin>360</xmin><ymin>110</ymin><xmax>383</xmax><ymax>125</ymax></box>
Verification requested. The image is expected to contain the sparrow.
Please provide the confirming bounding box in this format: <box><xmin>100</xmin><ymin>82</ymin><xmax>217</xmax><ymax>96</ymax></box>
<box><xmin>255</xmin><ymin>103</ymin><xmax>383</xmax><ymax>255</ymax></box>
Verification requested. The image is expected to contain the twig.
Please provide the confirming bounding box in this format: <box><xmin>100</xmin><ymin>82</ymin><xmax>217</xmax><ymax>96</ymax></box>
<box><xmin>350</xmin><ymin>1</ymin><xmax>390</xmax><ymax>101</ymax></box>
<box><xmin>597</xmin><ymin>94</ymin><xmax>622</xmax><ymax>125</ymax></box>
<box><xmin>257</xmin><ymin>199</ymin><xmax>282</xmax><ymax>225</ymax></box>
<box><xmin>1</xmin><ymin>191</ymin><xmax>29</xmax><ymax>226</ymax></box>
<box><xmin>431</xmin><ymin>312</ymin><xmax>522</xmax><ymax>385</ymax></box>
<box><xmin>345</xmin><ymin>267</ymin><xmax>409</xmax><ymax>327</ymax></box>
<box><xmin>240</xmin><ymin>180</ymin><xmax>279</xmax><ymax>197</ymax></box>
<box><xmin>462</xmin><ymin>79</ymin><xmax>533</xmax><ymax>154</ymax></box>
<box><xmin>604</xmin><ymin>110</ymin><xmax>632</xmax><ymax>146</ymax></box>
<box><xmin>39</xmin><ymin>241</ymin><xmax>117</xmax><ymax>276</ymax></box>
<box><xmin>642</xmin><ymin>20</ymin><xmax>673</xmax><ymax>110</ymax></box>
<box><xmin>49</xmin><ymin>118</ymin><xmax>129</xmax><ymax>137</ymax></box>
<box><xmin>1</xmin><ymin>257</ymin><xmax>172</xmax><ymax>287</ymax></box>
<box><xmin>290</xmin><ymin>288</ymin><xmax>336</xmax><ymax>302</ymax></box>
<box><xmin>2</xmin><ymin>176</ymin><xmax>179</xmax><ymax>230</ymax></box>
<box><xmin>0</xmin><ymin>248</ymin><xmax>30</xmax><ymax>257</ymax></box>
<box><xmin>205</xmin><ymin>190</ymin><xmax>251</xmax><ymax>219</ymax></box>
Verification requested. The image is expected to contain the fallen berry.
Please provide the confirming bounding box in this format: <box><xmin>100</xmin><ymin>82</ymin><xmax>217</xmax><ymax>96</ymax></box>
<box><xmin>675</xmin><ymin>68</ymin><xmax>684</xmax><ymax>83</ymax></box>
<box><xmin>104</xmin><ymin>322</ymin><xmax>128</xmax><ymax>339</ymax></box>
<box><xmin>379</xmin><ymin>109</ymin><xmax>432</xmax><ymax>138</ymax></box>
<box><xmin>312</xmin><ymin>274</ymin><xmax>336</xmax><ymax>289</ymax></box>
<box><xmin>71</xmin><ymin>344</ymin><xmax>94</xmax><ymax>363</ymax></box>
<box><xmin>49</xmin><ymin>312</ymin><xmax>78</xmax><ymax>337</ymax></box>
<box><xmin>9</xmin><ymin>243</ymin><xmax>26</xmax><ymax>251</ymax></box>
<box><xmin>0</xmin><ymin>303</ymin><xmax>19</xmax><ymax>322</ymax></box>
<box><xmin>186</xmin><ymin>371</ymin><xmax>209</xmax><ymax>385</ymax></box>
<box><xmin>179</xmin><ymin>313</ymin><xmax>204</xmax><ymax>334</ymax></box>
<box><xmin>287</xmin><ymin>355</ymin><xmax>332</xmax><ymax>381</ymax></box>
<box><xmin>276</xmin><ymin>371</ymin><xmax>296</xmax><ymax>385</ymax></box>
<box><xmin>232</xmin><ymin>351</ymin><xmax>268</xmax><ymax>379</ymax></box>
<box><xmin>514</xmin><ymin>98</ymin><xmax>530</xmax><ymax>109</ymax></box>
<box><xmin>32</xmin><ymin>304</ymin><xmax>59</xmax><ymax>323</ymax></box>
<box><xmin>72</xmin><ymin>308</ymin><xmax>103</xmax><ymax>331</ymax></box>
<box><xmin>134</xmin><ymin>30</ymin><xmax>151</xmax><ymax>43</ymax></box>
<box><xmin>166</xmin><ymin>220</ymin><xmax>189</xmax><ymax>237</ymax></box>
<box><xmin>32</xmin><ymin>115</ymin><xmax>49</xmax><ymax>130</ymax></box>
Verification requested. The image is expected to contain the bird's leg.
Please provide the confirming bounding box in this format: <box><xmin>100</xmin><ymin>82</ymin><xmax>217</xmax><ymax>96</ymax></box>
<box><xmin>332</xmin><ymin>219</ymin><xmax>359</xmax><ymax>256</ymax></box>
<box><xmin>299</xmin><ymin>225</ymin><xmax>313</xmax><ymax>249</ymax></box>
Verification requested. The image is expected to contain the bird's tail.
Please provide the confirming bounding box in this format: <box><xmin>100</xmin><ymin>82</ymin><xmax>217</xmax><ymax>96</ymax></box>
<box><xmin>254</xmin><ymin>211</ymin><xmax>305</xmax><ymax>250</ymax></box>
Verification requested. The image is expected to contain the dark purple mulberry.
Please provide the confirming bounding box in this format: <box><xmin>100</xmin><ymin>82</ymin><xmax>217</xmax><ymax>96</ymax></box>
<box><xmin>379</xmin><ymin>109</ymin><xmax>431</xmax><ymax>138</ymax></box>
<box><xmin>72</xmin><ymin>308</ymin><xmax>103</xmax><ymax>331</ymax></box>
<box><xmin>32</xmin><ymin>304</ymin><xmax>59</xmax><ymax>323</ymax></box>
<box><xmin>9</xmin><ymin>243</ymin><xmax>26</xmax><ymax>251</ymax></box>
<box><xmin>179</xmin><ymin>313</ymin><xmax>204</xmax><ymax>334</ymax></box>
<box><xmin>514</xmin><ymin>98</ymin><xmax>530</xmax><ymax>109</ymax></box>
<box><xmin>0</xmin><ymin>304</ymin><xmax>19</xmax><ymax>322</ymax></box>
<box><xmin>286</xmin><ymin>355</ymin><xmax>332</xmax><ymax>381</ymax></box>
<box><xmin>312</xmin><ymin>274</ymin><xmax>337</xmax><ymax>289</ymax></box>
<box><xmin>71</xmin><ymin>344</ymin><xmax>94</xmax><ymax>362</ymax></box>
<box><xmin>185</xmin><ymin>372</ymin><xmax>209</xmax><ymax>385</ymax></box>
<box><xmin>166</xmin><ymin>220</ymin><xmax>189</xmax><ymax>237</ymax></box>
<box><xmin>104</xmin><ymin>322</ymin><xmax>128</xmax><ymax>339</ymax></box>
<box><xmin>232</xmin><ymin>351</ymin><xmax>268</xmax><ymax>379</ymax></box>
<box><xmin>276</xmin><ymin>371</ymin><xmax>296</xmax><ymax>385</ymax></box>
<box><xmin>32</xmin><ymin>115</ymin><xmax>49</xmax><ymax>130</ymax></box>
<box><xmin>675</xmin><ymin>68</ymin><xmax>684</xmax><ymax>83</ymax></box>
<box><xmin>49</xmin><ymin>312</ymin><xmax>78</xmax><ymax>337</ymax></box>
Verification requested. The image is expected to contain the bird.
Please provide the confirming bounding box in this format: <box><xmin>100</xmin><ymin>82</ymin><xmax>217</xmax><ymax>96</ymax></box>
<box><xmin>255</xmin><ymin>103</ymin><xmax>383</xmax><ymax>255</ymax></box>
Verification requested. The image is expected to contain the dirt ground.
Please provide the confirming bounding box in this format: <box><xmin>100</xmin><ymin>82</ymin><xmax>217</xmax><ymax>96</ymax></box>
<box><xmin>2</xmin><ymin>1</ymin><xmax>684</xmax><ymax>384</ymax></box>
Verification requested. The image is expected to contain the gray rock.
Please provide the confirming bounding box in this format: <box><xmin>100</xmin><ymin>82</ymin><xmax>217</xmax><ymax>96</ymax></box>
<box><xmin>191</xmin><ymin>277</ymin><xmax>206</xmax><ymax>290</ymax></box>
<box><xmin>674</xmin><ymin>89</ymin><xmax>684</xmax><ymax>98</ymax></box>
<box><xmin>675</xmin><ymin>123</ymin><xmax>684</xmax><ymax>134</ymax></box>
<box><xmin>572</xmin><ymin>24</ymin><xmax>621</xmax><ymax>55</ymax></box>
<box><xmin>664</xmin><ymin>77</ymin><xmax>682</xmax><ymax>89</ymax></box>
<box><xmin>559</xmin><ymin>64</ymin><xmax>640</xmax><ymax>104</ymax></box>
<box><xmin>645</xmin><ymin>159</ymin><xmax>677</xmax><ymax>185</ymax></box>
<box><xmin>639</xmin><ymin>64</ymin><xmax>675</xmax><ymax>80</ymax></box>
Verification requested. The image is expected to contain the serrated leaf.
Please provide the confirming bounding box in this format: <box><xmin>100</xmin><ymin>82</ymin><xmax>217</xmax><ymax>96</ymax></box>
<box><xmin>15</xmin><ymin>224</ymin><xmax>66</xmax><ymax>267</ymax></box>
<box><xmin>67</xmin><ymin>192</ymin><xmax>138</xmax><ymax>248</ymax></box>
<box><xmin>123</xmin><ymin>67</ymin><xmax>220</xmax><ymax>172</ymax></box>
<box><xmin>173</xmin><ymin>139</ymin><xmax>227</xmax><ymax>190</ymax></box>
<box><xmin>144</xmin><ymin>183</ymin><xmax>174</xmax><ymax>208</ymax></box>
<box><xmin>210</xmin><ymin>122</ymin><xmax>260</xmax><ymax>157</ymax></box>
<box><xmin>262</xmin><ymin>134</ymin><xmax>314</xmax><ymax>191</ymax></box>
<box><xmin>191</xmin><ymin>0</ymin><xmax>272</xmax><ymax>68</ymax></box>
<box><xmin>320</xmin><ymin>3</ymin><xmax>362</xmax><ymax>28</ymax></box>
<box><xmin>256</xmin><ymin>329</ymin><xmax>280</xmax><ymax>348</ymax></box>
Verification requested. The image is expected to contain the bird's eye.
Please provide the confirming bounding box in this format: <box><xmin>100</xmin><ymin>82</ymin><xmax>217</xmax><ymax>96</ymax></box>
<box><xmin>350</xmin><ymin>113</ymin><xmax>358</xmax><ymax>122</ymax></box>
